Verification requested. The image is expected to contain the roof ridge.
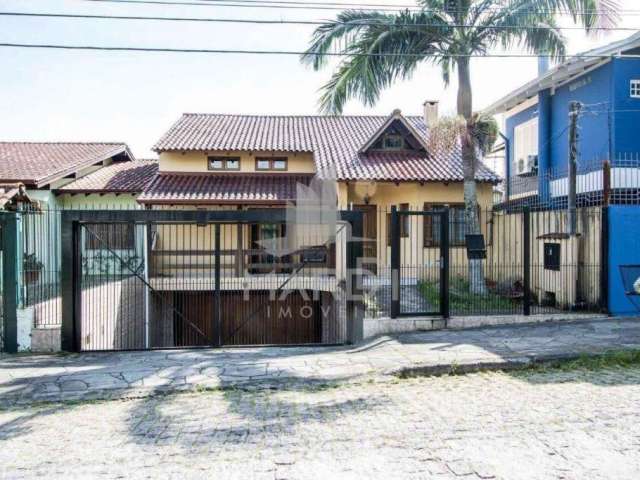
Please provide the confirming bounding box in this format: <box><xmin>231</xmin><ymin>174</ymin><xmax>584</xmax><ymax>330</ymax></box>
<box><xmin>180</xmin><ymin>112</ymin><xmax>423</xmax><ymax>119</ymax></box>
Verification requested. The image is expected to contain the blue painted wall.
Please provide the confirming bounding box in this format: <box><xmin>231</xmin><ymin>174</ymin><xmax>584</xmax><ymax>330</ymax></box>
<box><xmin>548</xmin><ymin>62</ymin><xmax>612</xmax><ymax>172</ymax></box>
<box><xmin>612</xmin><ymin>57</ymin><xmax>640</xmax><ymax>156</ymax></box>
<box><xmin>505</xmin><ymin>103</ymin><xmax>539</xmax><ymax>195</ymax></box>
<box><xmin>504</xmin><ymin>57</ymin><xmax>640</xmax><ymax>177</ymax></box>
<box><xmin>608</xmin><ymin>205</ymin><xmax>640</xmax><ymax>315</ymax></box>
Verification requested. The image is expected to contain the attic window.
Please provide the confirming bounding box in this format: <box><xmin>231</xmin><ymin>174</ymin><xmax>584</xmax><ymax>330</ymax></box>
<box><xmin>256</xmin><ymin>157</ymin><xmax>288</xmax><ymax>171</ymax></box>
<box><xmin>208</xmin><ymin>156</ymin><xmax>240</xmax><ymax>171</ymax></box>
<box><xmin>631</xmin><ymin>80</ymin><xmax>640</xmax><ymax>98</ymax></box>
<box><xmin>382</xmin><ymin>134</ymin><xmax>405</xmax><ymax>150</ymax></box>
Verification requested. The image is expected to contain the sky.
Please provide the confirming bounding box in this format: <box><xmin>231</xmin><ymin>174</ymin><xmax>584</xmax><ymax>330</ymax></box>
<box><xmin>1</xmin><ymin>0</ymin><xmax>639</xmax><ymax>158</ymax></box>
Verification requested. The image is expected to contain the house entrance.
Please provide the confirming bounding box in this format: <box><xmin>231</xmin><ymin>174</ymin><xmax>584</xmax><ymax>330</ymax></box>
<box><xmin>390</xmin><ymin>207</ymin><xmax>449</xmax><ymax>318</ymax></box>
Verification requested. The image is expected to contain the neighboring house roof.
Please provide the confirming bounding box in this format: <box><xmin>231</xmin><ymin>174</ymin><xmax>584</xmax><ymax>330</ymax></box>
<box><xmin>0</xmin><ymin>182</ymin><xmax>33</xmax><ymax>209</ymax></box>
<box><xmin>138</xmin><ymin>172</ymin><xmax>313</xmax><ymax>204</ymax></box>
<box><xmin>484</xmin><ymin>32</ymin><xmax>640</xmax><ymax>115</ymax></box>
<box><xmin>56</xmin><ymin>159</ymin><xmax>158</xmax><ymax>194</ymax></box>
<box><xmin>0</xmin><ymin>142</ymin><xmax>135</xmax><ymax>187</ymax></box>
<box><xmin>153</xmin><ymin>112</ymin><xmax>499</xmax><ymax>183</ymax></box>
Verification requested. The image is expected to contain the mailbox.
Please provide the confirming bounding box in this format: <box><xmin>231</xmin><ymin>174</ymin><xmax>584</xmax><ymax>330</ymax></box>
<box><xmin>465</xmin><ymin>234</ymin><xmax>486</xmax><ymax>260</ymax></box>
<box><xmin>543</xmin><ymin>243</ymin><xmax>561</xmax><ymax>271</ymax></box>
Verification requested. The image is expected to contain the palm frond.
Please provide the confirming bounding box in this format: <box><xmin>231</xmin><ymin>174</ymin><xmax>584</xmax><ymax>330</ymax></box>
<box><xmin>303</xmin><ymin>10</ymin><xmax>450</xmax><ymax>113</ymax></box>
<box><xmin>300</xmin><ymin>10</ymin><xmax>395</xmax><ymax>70</ymax></box>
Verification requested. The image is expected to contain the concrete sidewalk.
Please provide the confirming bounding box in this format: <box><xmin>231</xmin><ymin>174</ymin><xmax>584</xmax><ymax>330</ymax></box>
<box><xmin>1</xmin><ymin>317</ymin><xmax>639</xmax><ymax>406</ymax></box>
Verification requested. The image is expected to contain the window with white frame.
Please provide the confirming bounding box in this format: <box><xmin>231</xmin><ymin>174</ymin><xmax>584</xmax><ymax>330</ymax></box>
<box><xmin>513</xmin><ymin>117</ymin><xmax>539</xmax><ymax>175</ymax></box>
<box><xmin>631</xmin><ymin>79</ymin><xmax>640</xmax><ymax>98</ymax></box>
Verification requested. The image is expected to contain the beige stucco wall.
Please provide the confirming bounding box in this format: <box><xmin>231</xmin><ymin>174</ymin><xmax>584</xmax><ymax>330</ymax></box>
<box><xmin>57</xmin><ymin>193</ymin><xmax>141</xmax><ymax>209</ymax></box>
<box><xmin>340</xmin><ymin>180</ymin><xmax>495</xmax><ymax>277</ymax></box>
<box><xmin>342</xmin><ymin>180</ymin><xmax>493</xmax><ymax>209</ymax></box>
<box><xmin>159</xmin><ymin>151</ymin><xmax>316</xmax><ymax>174</ymax></box>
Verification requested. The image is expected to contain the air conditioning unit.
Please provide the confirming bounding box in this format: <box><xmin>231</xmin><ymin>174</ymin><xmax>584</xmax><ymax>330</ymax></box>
<box><xmin>516</xmin><ymin>154</ymin><xmax>538</xmax><ymax>176</ymax></box>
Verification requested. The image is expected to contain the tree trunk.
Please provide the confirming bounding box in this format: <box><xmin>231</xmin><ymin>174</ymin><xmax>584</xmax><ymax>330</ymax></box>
<box><xmin>456</xmin><ymin>56</ymin><xmax>487</xmax><ymax>295</ymax></box>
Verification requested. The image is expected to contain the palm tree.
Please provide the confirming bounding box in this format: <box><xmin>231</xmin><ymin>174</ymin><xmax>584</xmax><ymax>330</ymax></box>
<box><xmin>302</xmin><ymin>0</ymin><xmax>618</xmax><ymax>293</ymax></box>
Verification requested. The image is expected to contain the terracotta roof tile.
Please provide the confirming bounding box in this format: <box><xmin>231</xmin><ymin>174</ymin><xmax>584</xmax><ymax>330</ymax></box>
<box><xmin>0</xmin><ymin>142</ymin><xmax>133</xmax><ymax>186</ymax></box>
<box><xmin>57</xmin><ymin>160</ymin><xmax>158</xmax><ymax>193</ymax></box>
<box><xmin>153</xmin><ymin>113</ymin><xmax>500</xmax><ymax>183</ymax></box>
<box><xmin>138</xmin><ymin>173</ymin><xmax>313</xmax><ymax>204</ymax></box>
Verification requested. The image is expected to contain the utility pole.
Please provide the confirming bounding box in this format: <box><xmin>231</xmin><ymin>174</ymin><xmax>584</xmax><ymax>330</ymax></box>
<box><xmin>567</xmin><ymin>101</ymin><xmax>581</xmax><ymax>235</ymax></box>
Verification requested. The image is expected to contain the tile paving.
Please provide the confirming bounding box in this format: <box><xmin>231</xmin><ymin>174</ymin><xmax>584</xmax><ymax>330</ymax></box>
<box><xmin>1</xmin><ymin>317</ymin><xmax>639</xmax><ymax>406</ymax></box>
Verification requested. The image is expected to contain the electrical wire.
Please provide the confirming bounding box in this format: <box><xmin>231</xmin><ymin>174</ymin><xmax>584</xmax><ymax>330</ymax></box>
<box><xmin>81</xmin><ymin>0</ymin><xmax>639</xmax><ymax>16</ymax></box>
<box><xmin>1</xmin><ymin>41</ymin><xmax>637</xmax><ymax>58</ymax></box>
<box><xmin>2</xmin><ymin>11</ymin><xmax>639</xmax><ymax>31</ymax></box>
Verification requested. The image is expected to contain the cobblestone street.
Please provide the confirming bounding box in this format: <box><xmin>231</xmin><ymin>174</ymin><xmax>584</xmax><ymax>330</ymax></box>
<box><xmin>2</xmin><ymin>366</ymin><xmax>639</xmax><ymax>479</ymax></box>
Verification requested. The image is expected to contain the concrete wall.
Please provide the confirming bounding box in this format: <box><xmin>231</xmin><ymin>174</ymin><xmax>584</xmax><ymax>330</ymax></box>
<box><xmin>608</xmin><ymin>205</ymin><xmax>640</xmax><ymax>315</ymax></box>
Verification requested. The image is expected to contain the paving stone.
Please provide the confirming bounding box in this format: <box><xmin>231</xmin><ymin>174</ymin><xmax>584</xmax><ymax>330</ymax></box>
<box><xmin>1</xmin><ymin>318</ymin><xmax>640</xmax><ymax>407</ymax></box>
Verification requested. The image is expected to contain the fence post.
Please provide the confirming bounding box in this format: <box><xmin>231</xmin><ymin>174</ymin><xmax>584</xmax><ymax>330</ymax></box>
<box><xmin>440</xmin><ymin>207</ymin><xmax>450</xmax><ymax>320</ymax></box>
<box><xmin>600</xmin><ymin>160</ymin><xmax>610</xmax><ymax>314</ymax></box>
<box><xmin>390</xmin><ymin>206</ymin><xmax>400</xmax><ymax>319</ymax></box>
<box><xmin>600</xmin><ymin>206</ymin><xmax>610</xmax><ymax>314</ymax></box>
<box><xmin>523</xmin><ymin>206</ymin><xmax>531</xmax><ymax>316</ymax></box>
<box><xmin>1</xmin><ymin>212</ymin><xmax>18</xmax><ymax>353</ymax></box>
<box><xmin>60</xmin><ymin>214</ymin><xmax>79</xmax><ymax>352</ymax></box>
<box><xmin>213</xmin><ymin>223</ymin><xmax>221</xmax><ymax>346</ymax></box>
<box><xmin>347</xmin><ymin>211</ymin><xmax>364</xmax><ymax>344</ymax></box>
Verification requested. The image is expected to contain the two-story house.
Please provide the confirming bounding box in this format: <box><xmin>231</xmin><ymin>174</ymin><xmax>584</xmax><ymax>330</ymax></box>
<box><xmin>123</xmin><ymin>106</ymin><xmax>500</xmax><ymax>347</ymax></box>
<box><xmin>485</xmin><ymin>32</ymin><xmax>640</xmax><ymax>315</ymax></box>
<box><xmin>485</xmin><ymin>32</ymin><xmax>640</xmax><ymax>205</ymax></box>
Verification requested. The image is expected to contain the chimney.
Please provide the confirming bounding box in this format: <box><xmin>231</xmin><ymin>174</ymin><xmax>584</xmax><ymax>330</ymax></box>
<box><xmin>423</xmin><ymin>100</ymin><xmax>439</xmax><ymax>128</ymax></box>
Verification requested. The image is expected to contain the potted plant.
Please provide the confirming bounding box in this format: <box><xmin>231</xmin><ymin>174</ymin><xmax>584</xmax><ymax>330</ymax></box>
<box><xmin>23</xmin><ymin>253</ymin><xmax>44</xmax><ymax>285</ymax></box>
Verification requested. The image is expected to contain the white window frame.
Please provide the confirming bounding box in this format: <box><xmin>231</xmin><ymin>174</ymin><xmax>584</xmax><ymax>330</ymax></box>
<box><xmin>630</xmin><ymin>79</ymin><xmax>640</xmax><ymax>98</ymax></box>
<box><xmin>513</xmin><ymin>117</ymin><xmax>539</xmax><ymax>175</ymax></box>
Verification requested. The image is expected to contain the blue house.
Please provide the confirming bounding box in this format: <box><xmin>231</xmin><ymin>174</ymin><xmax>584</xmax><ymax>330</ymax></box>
<box><xmin>486</xmin><ymin>32</ymin><xmax>640</xmax><ymax>315</ymax></box>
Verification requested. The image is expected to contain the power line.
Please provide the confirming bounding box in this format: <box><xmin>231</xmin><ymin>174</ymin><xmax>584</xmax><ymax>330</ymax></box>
<box><xmin>130</xmin><ymin>0</ymin><xmax>422</xmax><ymax>8</ymax></box>
<box><xmin>2</xmin><ymin>11</ymin><xmax>639</xmax><ymax>31</ymax></box>
<box><xmin>1</xmin><ymin>41</ymin><xmax>637</xmax><ymax>58</ymax></box>
<box><xmin>82</xmin><ymin>0</ymin><xmax>640</xmax><ymax>15</ymax></box>
<box><xmin>83</xmin><ymin>0</ymin><xmax>421</xmax><ymax>11</ymax></box>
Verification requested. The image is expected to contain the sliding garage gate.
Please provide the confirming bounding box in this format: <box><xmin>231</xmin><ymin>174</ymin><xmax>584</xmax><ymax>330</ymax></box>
<box><xmin>60</xmin><ymin>209</ymin><xmax>363</xmax><ymax>352</ymax></box>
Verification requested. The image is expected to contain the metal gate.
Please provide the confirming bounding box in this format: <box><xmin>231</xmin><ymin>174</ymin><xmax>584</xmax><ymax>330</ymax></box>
<box><xmin>390</xmin><ymin>207</ymin><xmax>449</xmax><ymax>318</ymax></box>
<box><xmin>62</xmin><ymin>209</ymin><xmax>362</xmax><ymax>352</ymax></box>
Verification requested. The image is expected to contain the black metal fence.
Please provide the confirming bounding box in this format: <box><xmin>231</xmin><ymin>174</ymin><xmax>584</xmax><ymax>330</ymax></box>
<box><xmin>54</xmin><ymin>208</ymin><xmax>364</xmax><ymax>352</ymax></box>
<box><xmin>356</xmin><ymin>204</ymin><xmax>604</xmax><ymax>320</ymax></box>
<box><xmin>1</xmin><ymin>198</ymin><xmax>607</xmax><ymax>352</ymax></box>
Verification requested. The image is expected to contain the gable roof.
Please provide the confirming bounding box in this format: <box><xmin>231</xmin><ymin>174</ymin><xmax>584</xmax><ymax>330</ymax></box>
<box><xmin>0</xmin><ymin>183</ymin><xmax>33</xmax><ymax>209</ymax></box>
<box><xmin>0</xmin><ymin>142</ymin><xmax>134</xmax><ymax>187</ymax></box>
<box><xmin>55</xmin><ymin>159</ymin><xmax>158</xmax><ymax>194</ymax></box>
<box><xmin>484</xmin><ymin>32</ymin><xmax>640</xmax><ymax>115</ymax></box>
<box><xmin>358</xmin><ymin>109</ymin><xmax>429</xmax><ymax>153</ymax></box>
<box><xmin>153</xmin><ymin>113</ymin><xmax>499</xmax><ymax>183</ymax></box>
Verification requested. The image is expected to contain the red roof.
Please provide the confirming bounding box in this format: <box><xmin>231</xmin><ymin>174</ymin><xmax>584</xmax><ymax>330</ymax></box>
<box><xmin>0</xmin><ymin>142</ymin><xmax>133</xmax><ymax>187</ymax></box>
<box><xmin>153</xmin><ymin>113</ymin><xmax>499</xmax><ymax>183</ymax></box>
<box><xmin>138</xmin><ymin>173</ymin><xmax>313</xmax><ymax>204</ymax></box>
<box><xmin>56</xmin><ymin>160</ymin><xmax>158</xmax><ymax>193</ymax></box>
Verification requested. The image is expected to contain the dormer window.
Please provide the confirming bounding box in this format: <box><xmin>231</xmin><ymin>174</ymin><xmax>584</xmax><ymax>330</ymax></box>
<box><xmin>382</xmin><ymin>134</ymin><xmax>405</xmax><ymax>150</ymax></box>
<box><xmin>208</xmin><ymin>156</ymin><xmax>240</xmax><ymax>171</ymax></box>
<box><xmin>256</xmin><ymin>157</ymin><xmax>288</xmax><ymax>171</ymax></box>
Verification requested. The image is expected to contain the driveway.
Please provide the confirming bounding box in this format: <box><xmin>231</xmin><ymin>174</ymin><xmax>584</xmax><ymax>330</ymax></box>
<box><xmin>1</xmin><ymin>317</ymin><xmax>640</xmax><ymax>406</ymax></box>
